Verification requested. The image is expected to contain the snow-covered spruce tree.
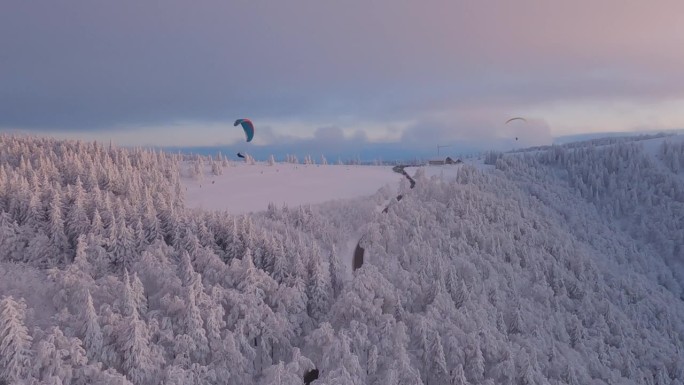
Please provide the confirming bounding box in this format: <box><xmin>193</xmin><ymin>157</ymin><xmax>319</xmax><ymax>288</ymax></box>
<box><xmin>118</xmin><ymin>312</ymin><xmax>159</xmax><ymax>384</ymax></box>
<box><xmin>47</xmin><ymin>188</ymin><xmax>69</xmax><ymax>262</ymax></box>
<box><xmin>192</xmin><ymin>155</ymin><xmax>204</xmax><ymax>180</ymax></box>
<box><xmin>33</xmin><ymin>325</ymin><xmax>88</xmax><ymax>384</ymax></box>
<box><xmin>210</xmin><ymin>159</ymin><xmax>223</xmax><ymax>176</ymax></box>
<box><xmin>0</xmin><ymin>211</ymin><xmax>24</xmax><ymax>262</ymax></box>
<box><xmin>65</xmin><ymin>176</ymin><xmax>91</xmax><ymax>249</ymax></box>
<box><xmin>0</xmin><ymin>296</ymin><xmax>33</xmax><ymax>383</ymax></box>
<box><xmin>306</xmin><ymin>250</ymin><xmax>331</xmax><ymax>321</ymax></box>
<box><xmin>81</xmin><ymin>290</ymin><xmax>104</xmax><ymax>363</ymax></box>
<box><xmin>328</xmin><ymin>244</ymin><xmax>343</xmax><ymax>298</ymax></box>
<box><xmin>429</xmin><ymin>330</ymin><xmax>448</xmax><ymax>385</ymax></box>
<box><xmin>259</xmin><ymin>361</ymin><xmax>303</xmax><ymax>385</ymax></box>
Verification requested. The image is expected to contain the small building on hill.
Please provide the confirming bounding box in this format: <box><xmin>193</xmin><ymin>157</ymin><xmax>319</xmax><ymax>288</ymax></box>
<box><xmin>428</xmin><ymin>157</ymin><xmax>462</xmax><ymax>166</ymax></box>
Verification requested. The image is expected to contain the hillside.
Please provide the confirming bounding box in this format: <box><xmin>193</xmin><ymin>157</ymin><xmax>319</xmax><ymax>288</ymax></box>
<box><xmin>180</xmin><ymin>158</ymin><xmax>401</xmax><ymax>215</ymax></box>
<box><xmin>0</xmin><ymin>133</ymin><xmax>682</xmax><ymax>384</ymax></box>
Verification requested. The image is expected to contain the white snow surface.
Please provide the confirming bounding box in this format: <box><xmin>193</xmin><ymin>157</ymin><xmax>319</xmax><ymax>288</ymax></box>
<box><xmin>3</xmin><ymin>133</ymin><xmax>684</xmax><ymax>385</ymax></box>
<box><xmin>640</xmin><ymin>133</ymin><xmax>684</xmax><ymax>156</ymax></box>
<box><xmin>182</xmin><ymin>163</ymin><xmax>403</xmax><ymax>214</ymax></box>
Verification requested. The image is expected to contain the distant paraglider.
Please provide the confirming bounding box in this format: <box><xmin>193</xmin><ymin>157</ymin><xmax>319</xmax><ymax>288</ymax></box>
<box><xmin>506</xmin><ymin>117</ymin><xmax>526</xmax><ymax>141</ymax></box>
<box><xmin>234</xmin><ymin>118</ymin><xmax>255</xmax><ymax>142</ymax></box>
<box><xmin>505</xmin><ymin>117</ymin><xmax>527</xmax><ymax>124</ymax></box>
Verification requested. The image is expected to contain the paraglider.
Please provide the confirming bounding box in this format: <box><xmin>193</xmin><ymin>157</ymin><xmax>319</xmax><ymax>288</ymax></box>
<box><xmin>234</xmin><ymin>118</ymin><xmax>255</xmax><ymax>142</ymax></box>
<box><xmin>505</xmin><ymin>117</ymin><xmax>527</xmax><ymax>124</ymax></box>
<box><xmin>506</xmin><ymin>117</ymin><xmax>526</xmax><ymax>141</ymax></box>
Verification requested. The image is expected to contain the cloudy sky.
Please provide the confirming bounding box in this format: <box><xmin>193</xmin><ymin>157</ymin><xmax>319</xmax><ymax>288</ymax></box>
<box><xmin>2</xmin><ymin>1</ymin><xmax>684</xmax><ymax>158</ymax></box>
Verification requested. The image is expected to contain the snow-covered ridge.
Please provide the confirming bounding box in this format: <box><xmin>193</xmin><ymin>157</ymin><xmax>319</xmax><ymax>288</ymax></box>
<box><xmin>0</xmin><ymin>133</ymin><xmax>683</xmax><ymax>384</ymax></box>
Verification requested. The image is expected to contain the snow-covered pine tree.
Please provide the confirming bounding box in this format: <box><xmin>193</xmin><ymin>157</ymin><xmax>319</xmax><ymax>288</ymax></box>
<box><xmin>131</xmin><ymin>272</ymin><xmax>148</xmax><ymax>316</ymax></box>
<box><xmin>259</xmin><ymin>361</ymin><xmax>303</xmax><ymax>385</ymax></box>
<box><xmin>48</xmin><ymin>188</ymin><xmax>69</xmax><ymax>261</ymax></box>
<box><xmin>66</xmin><ymin>176</ymin><xmax>91</xmax><ymax>249</ymax></box>
<box><xmin>81</xmin><ymin>290</ymin><xmax>103</xmax><ymax>363</ymax></box>
<box><xmin>328</xmin><ymin>244</ymin><xmax>343</xmax><ymax>298</ymax></box>
<box><xmin>307</xmin><ymin>251</ymin><xmax>331</xmax><ymax>321</ymax></box>
<box><xmin>33</xmin><ymin>326</ymin><xmax>88</xmax><ymax>384</ymax></box>
<box><xmin>0</xmin><ymin>296</ymin><xmax>33</xmax><ymax>383</ymax></box>
<box><xmin>0</xmin><ymin>212</ymin><xmax>23</xmax><ymax>262</ymax></box>
<box><xmin>429</xmin><ymin>330</ymin><xmax>448</xmax><ymax>385</ymax></box>
<box><xmin>464</xmin><ymin>335</ymin><xmax>485</xmax><ymax>383</ymax></box>
<box><xmin>451</xmin><ymin>364</ymin><xmax>470</xmax><ymax>385</ymax></box>
<box><xmin>118</xmin><ymin>314</ymin><xmax>158</xmax><ymax>384</ymax></box>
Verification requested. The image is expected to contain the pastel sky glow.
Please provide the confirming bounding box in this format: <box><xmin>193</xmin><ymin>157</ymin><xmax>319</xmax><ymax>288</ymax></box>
<box><xmin>2</xmin><ymin>0</ymin><xmax>684</xmax><ymax>158</ymax></box>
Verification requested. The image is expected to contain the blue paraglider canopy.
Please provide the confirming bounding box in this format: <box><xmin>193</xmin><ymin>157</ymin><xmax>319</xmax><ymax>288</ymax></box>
<box><xmin>234</xmin><ymin>118</ymin><xmax>255</xmax><ymax>142</ymax></box>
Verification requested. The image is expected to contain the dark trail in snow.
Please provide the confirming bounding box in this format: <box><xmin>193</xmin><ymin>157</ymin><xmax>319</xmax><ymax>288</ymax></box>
<box><xmin>304</xmin><ymin>368</ymin><xmax>319</xmax><ymax>384</ymax></box>
<box><xmin>392</xmin><ymin>165</ymin><xmax>416</xmax><ymax>188</ymax></box>
<box><xmin>353</xmin><ymin>242</ymin><xmax>365</xmax><ymax>271</ymax></box>
<box><xmin>354</xmin><ymin>164</ymin><xmax>417</xmax><ymax>271</ymax></box>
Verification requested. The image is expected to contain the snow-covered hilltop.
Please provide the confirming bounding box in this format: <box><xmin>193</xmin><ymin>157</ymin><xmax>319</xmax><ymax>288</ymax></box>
<box><xmin>180</xmin><ymin>159</ymin><xmax>402</xmax><ymax>215</ymax></box>
<box><xmin>0</xmin><ymin>133</ymin><xmax>683</xmax><ymax>384</ymax></box>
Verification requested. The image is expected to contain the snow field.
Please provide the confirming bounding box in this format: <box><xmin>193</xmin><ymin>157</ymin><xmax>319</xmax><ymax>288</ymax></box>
<box><xmin>182</xmin><ymin>162</ymin><xmax>403</xmax><ymax>215</ymax></box>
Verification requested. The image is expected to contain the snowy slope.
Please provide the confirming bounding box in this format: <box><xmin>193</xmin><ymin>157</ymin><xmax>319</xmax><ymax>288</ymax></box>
<box><xmin>350</xmin><ymin>136</ymin><xmax>684</xmax><ymax>384</ymax></box>
<box><xmin>639</xmin><ymin>133</ymin><xmax>684</xmax><ymax>156</ymax></box>
<box><xmin>640</xmin><ymin>134</ymin><xmax>684</xmax><ymax>181</ymax></box>
<box><xmin>182</xmin><ymin>162</ymin><xmax>402</xmax><ymax>214</ymax></box>
<box><xmin>1</xmin><ymin>133</ymin><xmax>684</xmax><ymax>385</ymax></box>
